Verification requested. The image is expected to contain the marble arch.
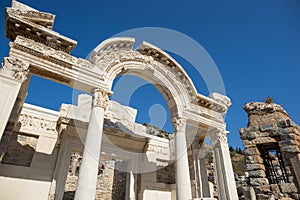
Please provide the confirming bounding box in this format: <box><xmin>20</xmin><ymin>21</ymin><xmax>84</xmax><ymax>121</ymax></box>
<box><xmin>91</xmin><ymin>37</ymin><xmax>209</xmax><ymax>118</ymax></box>
<box><xmin>0</xmin><ymin>1</ymin><xmax>238</xmax><ymax>200</ymax></box>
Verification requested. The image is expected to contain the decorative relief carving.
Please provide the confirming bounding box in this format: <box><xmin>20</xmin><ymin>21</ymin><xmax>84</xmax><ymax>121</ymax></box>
<box><xmin>92</xmin><ymin>88</ymin><xmax>112</xmax><ymax>108</ymax></box>
<box><xmin>1</xmin><ymin>57</ymin><xmax>29</xmax><ymax>82</ymax></box>
<box><xmin>18</xmin><ymin>114</ymin><xmax>58</xmax><ymax>134</ymax></box>
<box><xmin>119</xmin><ymin>50</ymin><xmax>155</xmax><ymax>64</ymax></box>
<box><xmin>148</xmin><ymin>143</ymin><xmax>169</xmax><ymax>156</ymax></box>
<box><xmin>7</xmin><ymin>9</ymin><xmax>55</xmax><ymax>22</ymax></box>
<box><xmin>172</xmin><ymin>117</ymin><xmax>186</xmax><ymax>132</ymax></box>
<box><xmin>210</xmin><ymin>129</ymin><xmax>228</xmax><ymax>145</ymax></box>
<box><xmin>103</xmin><ymin>50</ymin><xmax>157</xmax><ymax>74</ymax></box>
<box><xmin>13</xmin><ymin>36</ymin><xmax>95</xmax><ymax>69</ymax></box>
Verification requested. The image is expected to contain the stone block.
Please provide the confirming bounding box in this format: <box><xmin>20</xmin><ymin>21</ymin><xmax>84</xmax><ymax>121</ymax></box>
<box><xmin>277</xmin><ymin>119</ymin><xmax>296</xmax><ymax>128</ymax></box>
<box><xmin>246</xmin><ymin>164</ymin><xmax>265</xmax><ymax>171</ymax></box>
<box><xmin>242</xmin><ymin>140</ymin><xmax>256</xmax><ymax>148</ymax></box>
<box><xmin>270</xmin><ymin>184</ymin><xmax>280</xmax><ymax>194</ymax></box>
<box><xmin>279</xmin><ymin>140</ymin><xmax>299</xmax><ymax>147</ymax></box>
<box><xmin>246</xmin><ymin>155</ymin><xmax>264</xmax><ymax>164</ymax></box>
<box><xmin>280</xmin><ymin>133</ymin><xmax>297</xmax><ymax>140</ymax></box>
<box><xmin>279</xmin><ymin>183</ymin><xmax>298</xmax><ymax>193</ymax></box>
<box><xmin>253</xmin><ymin>137</ymin><xmax>276</xmax><ymax>144</ymax></box>
<box><xmin>245</xmin><ymin>147</ymin><xmax>260</xmax><ymax>156</ymax></box>
<box><xmin>250</xmin><ymin>178</ymin><xmax>269</xmax><ymax>186</ymax></box>
<box><xmin>248</xmin><ymin>170</ymin><xmax>266</xmax><ymax>178</ymax></box>
<box><xmin>259</xmin><ymin>124</ymin><xmax>275</xmax><ymax>132</ymax></box>
<box><xmin>254</xmin><ymin>185</ymin><xmax>270</xmax><ymax>193</ymax></box>
<box><xmin>280</xmin><ymin>145</ymin><xmax>300</xmax><ymax>153</ymax></box>
<box><xmin>256</xmin><ymin>194</ymin><xmax>271</xmax><ymax>200</ymax></box>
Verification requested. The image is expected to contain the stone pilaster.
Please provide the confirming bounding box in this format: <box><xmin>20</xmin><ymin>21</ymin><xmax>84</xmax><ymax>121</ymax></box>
<box><xmin>0</xmin><ymin>57</ymin><xmax>29</xmax><ymax>140</ymax></box>
<box><xmin>211</xmin><ymin>129</ymin><xmax>238</xmax><ymax>200</ymax></box>
<box><xmin>74</xmin><ymin>88</ymin><xmax>111</xmax><ymax>200</ymax></box>
<box><xmin>173</xmin><ymin>117</ymin><xmax>192</xmax><ymax>200</ymax></box>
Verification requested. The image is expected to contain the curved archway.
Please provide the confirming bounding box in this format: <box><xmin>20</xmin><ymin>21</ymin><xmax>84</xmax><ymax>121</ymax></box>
<box><xmin>90</xmin><ymin>37</ymin><xmax>200</xmax><ymax>119</ymax></box>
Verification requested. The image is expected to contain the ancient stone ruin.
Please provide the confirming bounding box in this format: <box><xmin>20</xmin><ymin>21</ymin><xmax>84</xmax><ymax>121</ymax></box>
<box><xmin>240</xmin><ymin>101</ymin><xmax>300</xmax><ymax>200</ymax></box>
<box><xmin>0</xmin><ymin>1</ymin><xmax>238</xmax><ymax>200</ymax></box>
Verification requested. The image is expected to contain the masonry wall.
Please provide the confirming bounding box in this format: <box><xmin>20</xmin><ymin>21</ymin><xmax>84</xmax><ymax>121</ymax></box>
<box><xmin>240</xmin><ymin>102</ymin><xmax>300</xmax><ymax>200</ymax></box>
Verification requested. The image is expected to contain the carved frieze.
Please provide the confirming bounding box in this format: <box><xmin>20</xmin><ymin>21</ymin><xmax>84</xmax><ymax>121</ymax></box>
<box><xmin>18</xmin><ymin>114</ymin><xmax>58</xmax><ymax>135</ymax></box>
<box><xmin>12</xmin><ymin>36</ymin><xmax>95</xmax><ymax>70</ymax></box>
<box><xmin>148</xmin><ymin>143</ymin><xmax>169</xmax><ymax>156</ymax></box>
<box><xmin>1</xmin><ymin>57</ymin><xmax>29</xmax><ymax>82</ymax></box>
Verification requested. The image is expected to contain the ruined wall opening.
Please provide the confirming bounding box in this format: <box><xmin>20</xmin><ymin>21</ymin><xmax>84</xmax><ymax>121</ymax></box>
<box><xmin>257</xmin><ymin>143</ymin><xmax>288</xmax><ymax>184</ymax></box>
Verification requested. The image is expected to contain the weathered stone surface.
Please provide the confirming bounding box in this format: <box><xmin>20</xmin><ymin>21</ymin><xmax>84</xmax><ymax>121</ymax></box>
<box><xmin>259</xmin><ymin>124</ymin><xmax>275</xmax><ymax>132</ymax></box>
<box><xmin>242</xmin><ymin>140</ymin><xmax>256</xmax><ymax>148</ymax></box>
<box><xmin>253</xmin><ymin>185</ymin><xmax>270</xmax><ymax>193</ymax></box>
<box><xmin>246</xmin><ymin>164</ymin><xmax>265</xmax><ymax>171</ymax></box>
<box><xmin>277</xmin><ymin>119</ymin><xmax>296</xmax><ymax>128</ymax></box>
<box><xmin>280</xmin><ymin>145</ymin><xmax>300</xmax><ymax>153</ymax></box>
<box><xmin>256</xmin><ymin>194</ymin><xmax>271</xmax><ymax>200</ymax></box>
<box><xmin>248</xmin><ymin>170</ymin><xmax>266</xmax><ymax>178</ymax></box>
<box><xmin>279</xmin><ymin>183</ymin><xmax>298</xmax><ymax>193</ymax></box>
<box><xmin>253</xmin><ymin>137</ymin><xmax>277</xmax><ymax>144</ymax></box>
<box><xmin>246</xmin><ymin>155</ymin><xmax>264</xmax><ymax>164</ymax></box>
<box><xmin>244</xmin><ymin>147</ymin><xmax>260</xmax><ymax>156</ymax></box>
<box><xmin>279</xmin><ymin>140</ymin><xmax>299</xmax><ymax>147</ymax></box>
<box><xmin>250</xmin><ymin>178</ymin><xmax>269</xmax><ymax>186</ymax></box>
<box><xmin>280</xmin><ymin>133</ymin><xmax>298</xmax><ymax>140</ymax></box>
<box><xmin>270</xmin><ymin>184</ymin><xmax>280</xmax><ymax>194</ymax></box>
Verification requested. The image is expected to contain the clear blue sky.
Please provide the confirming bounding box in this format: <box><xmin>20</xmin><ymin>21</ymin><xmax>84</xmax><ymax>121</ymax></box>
<box><xmin>1</xmin><ymin>0</ymin><xmax>300</xmax><ymax>148</ymax></box>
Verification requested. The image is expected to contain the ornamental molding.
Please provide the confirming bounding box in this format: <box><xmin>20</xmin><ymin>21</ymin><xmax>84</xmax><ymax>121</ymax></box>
<box><xmin>1</xmin><ymin>57</ymin><xmax>29</xmax><ymax>82</ymax></box>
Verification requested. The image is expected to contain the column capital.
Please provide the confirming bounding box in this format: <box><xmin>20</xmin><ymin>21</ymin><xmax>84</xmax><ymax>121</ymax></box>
<box><xmin>91</xmin><ymin>88</ymin><xmax>112</xmax><ymax>108</ymax></box>
<box><xmin>1</xmin><ymin>57</ymin><xmax>29</xmax><ymax>82</ymax></box>
<box><xmin>172</xmin><ymin>116</ymin><xmax>186</xmax><ymax>132</ymax></box>
<box><xmin>210</xmin><ymin>129</ymin><xmax>229</xmax><ymax>146</ymax></box>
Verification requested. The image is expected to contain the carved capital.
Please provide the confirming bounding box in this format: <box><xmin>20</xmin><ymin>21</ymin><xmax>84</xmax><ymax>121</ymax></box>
<box><xmin>92</xmin><ymin>88</ymin><xmax>112</xmax><ymax>108</ymax></box>
<box><xmin>210</xmin><ymin>129</ymin><xmax>228</xmax><ymax>146</ymax></box>
<box><xmin>1</xmin><ymin>57</ymin><xmax>29</xmax><ymax>82</ymax></box>
<box><xmin>172</xmin><ymin>117</ymin><xmax>186</xmax><ymax>132</ymax></box>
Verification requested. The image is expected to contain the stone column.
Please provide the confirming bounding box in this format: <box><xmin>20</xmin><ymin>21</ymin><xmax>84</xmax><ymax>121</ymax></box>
<box><xmin>198</xmin><ymin>149</ymin><xmax>212</xmax><ymax>198</ymax></box>
<box><xmin>211</xmin><ymin>129</ymin><xmax>238</xmax><ymax>200</ymax></box>
<box><xmin>74</xmin><ymin>88</ymin><xmax>111</xmax><ymax>200</ymax></box>
<box><xmin>0</xmin><ymin>57</ymin><xmax>29</xmax><ymax>140</ymax></box>
<box><xmin>173</xmin><ymin>117</ymin><xmax>192</xmax><ymax>200</ymax></box>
